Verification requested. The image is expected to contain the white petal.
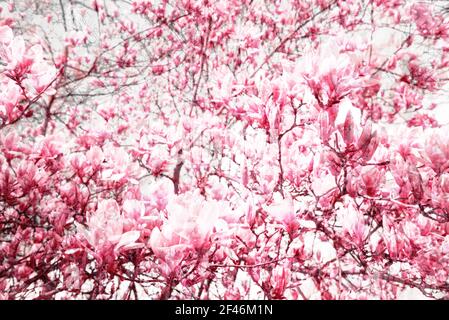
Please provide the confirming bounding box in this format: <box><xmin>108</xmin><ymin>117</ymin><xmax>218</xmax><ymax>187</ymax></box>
<box><xmin>116</xmin><ymin>230</ymin><xmax>140</xmax><ymax>251</ymax></box>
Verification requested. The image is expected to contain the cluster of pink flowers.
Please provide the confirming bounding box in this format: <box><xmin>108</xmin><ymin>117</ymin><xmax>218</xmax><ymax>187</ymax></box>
<box><xmin>0</xmin><ymin>26</ymin><xmax>57</xmax><ymax>126</ymax></box>
<box><xmin>2</xmin><ymin>0</ymin><xmax>449</xmax><ymax>300</ymax></box>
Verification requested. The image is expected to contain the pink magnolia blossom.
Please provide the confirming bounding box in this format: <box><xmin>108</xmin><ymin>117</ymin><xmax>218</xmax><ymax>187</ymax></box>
<box><xmin>264</xmin><ymin>194</ymin><xmax>299</xmax><ymax>236</ymax></box>
<box><xmin>340</xmin><ymin>200</ymin><xmax>368</xmax><ymax>248</ymax></box>
<box><xmin>149</xmin><ymin>192</ymin><xmax>233</xmax><ymax>277</ymax></box>
<box><xmin>77</xmin><ymin>199</ymin><xmax>143</xmax><ymax>258</ymax></box>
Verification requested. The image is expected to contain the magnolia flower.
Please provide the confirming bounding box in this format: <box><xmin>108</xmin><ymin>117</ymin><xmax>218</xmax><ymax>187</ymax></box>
<box><xmin>101</xmin><ymin>145</ymin><xmax>134</xmax><ymax>182</ymax></box>
<box><xmin>382</xmin><ymin>215</ymin><xmax>412</xmax><ymax>260</ymax></box>
<box><xmin>86</xmin><ymin>145</ymin><xmax>104</xmax><ymax>168</ymax></box>
<box><xmin>0</xmin><ymin>26</ymin><xmax>25</xmax><ymax>69</ymax></box>
<box><xmin>299</xmin><ymin>41</ymin><xmax>365</xmax><ymax>108</ymax></box>
<box><xmin>122</xmin><ymin>199</ymin><xmax>146</xmax><ymax>220</ymax></box>
<box><xmin>360</xmin><ymin>166</ymin><xmax>383</xmax><ymax>196</ymax></box>
<box><xmin>264</xmin><ymin>193</ymin><xmax>298</xmax><ymax>235</ymax></box>
<box><xmin>341</xmin><ymin>201</ymin><xmax>368</xmax><ymax>247</ymax></box>
<box><xmin>421</xmin><ymin>131</ymin><xmax>449</xmax><ymax>173</ymax></box>
<box><xmin>149</xmin><ymin>192</ymin><xmax>229</xmax><ymax>273</ymax></box>
<box><xmin>0</xmin><ymin>26</ymin><xmax>13</xmax><ymax>45</ymax></box>
<box><xmin>77</xmin><ymin>199</ymin><xmax>143</xmax><ymax>255</ymax></box>
<box><xmin>0</xmin><ymin>26</ymin><xmax>57</xmax><ymax>99</ymax></box>
<box><xmin>0</xmin><ymin>79</ymin><xmax>20</xmax><ymax>121</ymax></box>
<box><xmin>271</xmin><ymin>264</ymin><xmax>291</xmax><ymax>298</ymax></box>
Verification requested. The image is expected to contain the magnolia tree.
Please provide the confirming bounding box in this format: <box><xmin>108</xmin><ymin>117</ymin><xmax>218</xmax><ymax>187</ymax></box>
<box><xmin>1</xmin><ymin>0</ymin><xmax>449</xmax><ymax>300</ymax></box>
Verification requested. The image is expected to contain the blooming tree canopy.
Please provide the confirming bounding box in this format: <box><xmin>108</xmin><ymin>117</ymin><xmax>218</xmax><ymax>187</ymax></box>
<box><xmin>1</xmin><ymin>0</ymin><xmax>449</xmax><ymax>300</ymax></box>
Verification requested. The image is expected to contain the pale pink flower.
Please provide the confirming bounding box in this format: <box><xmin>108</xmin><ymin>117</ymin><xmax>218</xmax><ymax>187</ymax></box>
<box><xmin>421</xmin><ymin>131</ymin><xmax>449</xmax><ymax>173</ymax></box>
<box><xmin>341</xmin><ymin>201</ymin><xmax>368</xmax><ymax>247</ymax></box>
<box><xmin>0</xmin><ymin>26</ymin><xmax>13</xmax><ymax>45</ymax></box>
<box><xmin>264</xmin><ymin>194</ymin><xmax>298</xmax><ymax>235</ymax></box>
<box><xmin>149</xmin><ymin>192</ymin><xmax>229</xmax><ymax>273</ymax></box>
<box><xmin>271</xmin><ymin>263</ymin><xmax>291</xmax><ymax>298</ymax></box>
<box><xmin>77</xmin><ymin>199</ymin><xmax>143</xmax><ymax>254</ymax></box>
<box><xmin>360</xmin><ymin>166</ymin><xmax>383</xmax><ymax>196</ymax></box>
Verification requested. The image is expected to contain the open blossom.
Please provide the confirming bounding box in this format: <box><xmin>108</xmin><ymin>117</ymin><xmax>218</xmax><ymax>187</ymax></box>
<box><xmin>0</xmin><ymin>25</ymin><xmax>57</xmax><ymax>106</ymax></box>
<box><xmin>271</xmin><ymin>263</ymin><xmax>291</xmax><ymax>298</ymax></box>
<box><xmin>77</xmin><ymin>199</ymin><xmax>143</xmax><ymax>256</ymax></box>
<box><xmin>0</xmin><ymin>78</ymin><xmax>20</xmax><ymax>121</ymax></box>
<box><xmin>340</xmin><ymin>200</ymin><xmax>368</xmax><ymax>247</ymax></box>
<box><xmin>391</xmin><ymin>154</ymin><xmax>424</xmax><ymax>202</ymax></box>
<box><xmin>420</xmin><ymin>130</ymin><xmax>449</xmax><ymax>174</ymax></box>
<box><xmin>360</xmin><ymin>166</ymin><xmax>384</xmax><ymax>196</ymax></box>
<box><xmin>0</xmin><ymin>26</ymin><xmax>24</xmax><ymax>70</ymax></box>
<box><xmin>430</xmin><ymin>174</ymin><xmax>449</xmax><ymax>211</ymax></box>
<box><xmin>101</xmin><ymin>144</ymin><xmax>138</xmax><ymax>183</ymax></box>
<box><xmin>264</xmin><ymin>193</ymin><xmax>299</xmax><ymax>235</ymax></box>
<box><xmin>150</xmin><ymin>192</ymin><xmax>227</xmax><ymax>266</ymax></box>
<box><xmin>300</xmin><ymin>41</ymin><xmax>367</xmax><ymax>109</ymax></box>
